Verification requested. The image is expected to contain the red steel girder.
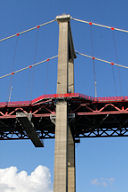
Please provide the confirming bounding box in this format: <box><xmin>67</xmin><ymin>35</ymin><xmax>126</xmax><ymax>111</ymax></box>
<box><xmin>0</xmin><ymin>93</ymin><xmax>128</xmax><ymax>140</ymax></box>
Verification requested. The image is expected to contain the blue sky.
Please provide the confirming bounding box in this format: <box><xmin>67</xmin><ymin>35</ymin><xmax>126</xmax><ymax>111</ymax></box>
<box><xmin>0</xmin><ymin>0</ymin><xmax>128</xmax><ymax>191</ymax></box>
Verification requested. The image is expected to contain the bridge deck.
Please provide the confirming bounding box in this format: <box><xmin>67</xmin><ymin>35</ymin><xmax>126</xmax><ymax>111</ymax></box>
<box><xmin>0</xmin><ymin>93</ymin><xmax>128</xmax><ymax>108</ymax></box>
<box><xmin>0</xmin><ymin>93</ymin><xmax>128</xmax><ymax>141</ymax></box>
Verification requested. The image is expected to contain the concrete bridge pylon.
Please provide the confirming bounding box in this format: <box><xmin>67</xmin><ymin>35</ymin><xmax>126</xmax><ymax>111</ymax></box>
<box><xmin>54</xmin><ymin>14</ymin><xmax>76</xmax><ymax>192</ymax></box>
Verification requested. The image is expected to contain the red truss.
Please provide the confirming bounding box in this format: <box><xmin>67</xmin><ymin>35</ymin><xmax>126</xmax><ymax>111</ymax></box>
<box><xmin>1</xmin><ymin>93</ymin><xmax>128</xmax><ymax>140</ymax></box>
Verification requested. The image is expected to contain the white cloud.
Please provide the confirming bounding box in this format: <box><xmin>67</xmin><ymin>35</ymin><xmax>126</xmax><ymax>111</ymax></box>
<box><xmin>91</xmin><ymin>177</ymin><xmax>115</xmax><ymax>187</ymax></box>
<box><xmin>0</xmin><ymin>165</ymin><xmax>52</xmax><ymax>192</ymax></box>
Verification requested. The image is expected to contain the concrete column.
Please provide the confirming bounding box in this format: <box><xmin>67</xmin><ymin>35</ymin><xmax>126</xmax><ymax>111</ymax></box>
<box><xmin>68</xmin><ymin>126</ymin><xmax>76</xmax><ymax>192</ymax></box>
<box><xmin>54</xmin><ymin>102</ymin><xmax>68</xmax><ymax>192</ymax></box>
<box><xmin>68</xmin><ymin>58</ymin><xmax>76</xmax><ymax>192</ymax></box>
<box><xmin>54</xmin><ymin>15</ymin><xmax>70</xmax><ymax>192</ymax></box>
<box><xmin>54</xmin><ymin>14</ymin><xmax>76</xmax><ymax>192</ymax></box>
<box><xmin>56</xmin><ymin>15</ymin><xmax>70</xmax><ymax>94</ymax></box>
<box><xmin>68</xmin><ymin>58</ymin><xmax>74</xmax><ymax>93</ymax></box>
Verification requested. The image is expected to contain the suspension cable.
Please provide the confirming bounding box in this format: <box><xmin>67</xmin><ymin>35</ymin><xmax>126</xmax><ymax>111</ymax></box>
<box><xmin>29</xmin><ymin>27</ymin><xmax>40</xmax><ymax>100</ymax></box>
<box><xmin>76</xmin><ymin>51</ymin><xmax>128</xmax><ymax>69</ymax></box>
<box><xmin>8</xmin><ymin>37</ymin><xmax>19</xmax><ymax>102</ymax></box>
<box><xmin>111</xmin><ymin>30</ymin><xmax>122</xmax><ymax>95</ymax></box>
<box><xmin>0</xmin><ymin>55</ymin><xmax>58</xmax><ymax>80</ymax></box>
<box><xmin>0</xmin><ymin>19</ymin><xmax>56</xmax><ymax>43</ymax></box>
<box><xmin>72</xmin><ymin>17</ymin><xmax>128</xmax><ymax>33</ymax></box>
<box><xmin>44</xmin><ymin>56</ymin><xmax>49</xmax><ymax>94</ymax></box>
<box><xmin>89</xmin><ymin>24</ymin><xmax>97</xmax><ymax>97</ymax></box>
<box><xmin>111</xmin><ymin>64</ymin><xmax>117</xmax><ymax>95</ymax></box>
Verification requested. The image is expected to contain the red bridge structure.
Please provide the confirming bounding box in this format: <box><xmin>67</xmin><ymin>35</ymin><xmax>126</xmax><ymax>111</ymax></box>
<box><xmin>1</xmin><ymin>14</ymin><xmax>128</xmax><ymax>192</ymax></box>
<box><xmin>1</xmin><ymin>93</ymin><xmax>128</xmax><ymax>141</ymax></box>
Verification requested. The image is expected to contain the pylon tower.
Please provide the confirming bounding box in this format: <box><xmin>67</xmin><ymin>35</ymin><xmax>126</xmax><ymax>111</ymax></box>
<box><xmin>54</xmin><ymin>14</ymin><xmax>76</xmax><ymax>192</ymax></box>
